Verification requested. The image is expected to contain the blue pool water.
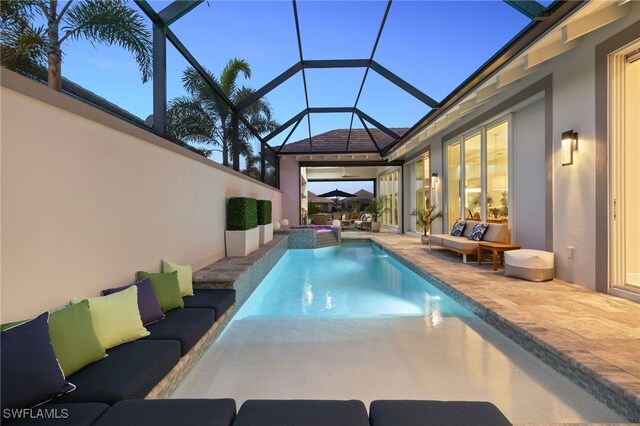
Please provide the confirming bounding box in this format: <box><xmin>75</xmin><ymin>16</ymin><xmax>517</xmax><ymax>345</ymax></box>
<box><xmin>235</xmin><ymin>243</ymin><xmax>473</xmax><ymax>319</ymax></box>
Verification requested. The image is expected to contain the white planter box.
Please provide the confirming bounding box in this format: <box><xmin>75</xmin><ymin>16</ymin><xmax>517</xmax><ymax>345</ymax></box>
<box><xmin>225</xmin><ymin>227</ymin><xmax>259</xmax><ymax>256</ymax></box>
<box><xmin>371</xmin><ymin>222</ymin><xmax>382</xmax><ymax>232</ymax></box>
<box><xmin>258</xmin><ymin>223</ymin><xmax>273</xmax><ymax>245</ymax></box>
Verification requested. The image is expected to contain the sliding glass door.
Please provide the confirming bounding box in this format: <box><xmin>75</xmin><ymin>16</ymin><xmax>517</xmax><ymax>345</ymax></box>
<box><xmin>380</xmin><ymin>169</ymin><xmax>400</xmax><ymax>228</ymax></box>
<box><xmin>414</xmin><ymin>154</ymin><xmax>430</xmax><ymax>233</ymax></box>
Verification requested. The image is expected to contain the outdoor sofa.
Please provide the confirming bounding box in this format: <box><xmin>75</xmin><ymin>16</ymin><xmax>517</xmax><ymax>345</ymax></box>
<box><xmin>2</xmin><ymin>287</ymin><xmax>236</xmax><ymax>425</ymax></box>
<box><xmin>428</xmin><ymin>220</ymin><xmax>508</xmax><ymax>263</ymax></box>
<box><xmin>354</xmin><ymin>213</ymin><xmax>373</xmax><ymax>230</ymax></box>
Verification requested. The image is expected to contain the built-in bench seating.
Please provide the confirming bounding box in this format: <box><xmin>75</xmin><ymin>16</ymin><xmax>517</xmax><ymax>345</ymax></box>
<box><xmin>6</xmin><ymin>399</ymin><xmax>512</xmax><ymax>425</ymax></box>
<box><xmin>3</xmin><ymin>288</ymin><xmax>236</xmax><ymax>424</ymax></box>
<box><xmin>428</xmin><ymin>220</ymin><xmax>508</xmax><ymax>262</ymax></box>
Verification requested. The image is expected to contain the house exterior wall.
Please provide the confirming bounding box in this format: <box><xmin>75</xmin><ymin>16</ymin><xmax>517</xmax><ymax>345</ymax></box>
<box><xmin>513</xmin><ymin>97</ymin><xmax>547</xmax><ymax>251</ymax></box>
<box><xmin>0</xmin><ymin>75</ymin><xmax>282</xmax><ymax>321</ymax></box>
<box><xmin>279</xmin><ymin>156</ymin><xmax>301</xmax><ymax>226</ymax></box>
<box><xmin>396</xmin><ymin>11</ymin><xmax>639</xmax><ymax>291</ymax></box>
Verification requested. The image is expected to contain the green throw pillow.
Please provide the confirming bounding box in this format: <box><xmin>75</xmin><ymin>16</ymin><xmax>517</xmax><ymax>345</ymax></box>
<box><xmin>48</xmin><ymin>300</ymin><xmax>106</xmax><ymax>376</ymax></box>
<box><xmin>1</xmin><ymin>302</ymin><xmax>106</xmax><ymax>377</ymax></box>
<box><xmin>162</xmin><ymin>260</ymin><xmax>194</xmax><ymax>297</ymax></box>
<box><xmin>71</xmin><ymin>286</ymin><xmax>149</xmax><ymax>349</ymax></box>
<box><xmin>136</xmin><ymin>271</ymin><xmax>184</xmax><ymax>312</ymax></box>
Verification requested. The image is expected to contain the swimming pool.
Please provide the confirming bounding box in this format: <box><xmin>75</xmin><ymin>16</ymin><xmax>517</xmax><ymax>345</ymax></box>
<box><xmin>177</xmin><ymin>243</ymin><xmax>624</xmax><ymax>423</ymax></box>
<box><xmin>235</xmin><ymin>243</ymin><xmax>470</xmax><ymax>319</ymax></box>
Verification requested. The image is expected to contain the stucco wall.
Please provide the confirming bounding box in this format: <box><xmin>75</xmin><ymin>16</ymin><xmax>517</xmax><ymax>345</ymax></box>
<box><xmin>513</xmin><ymin>97</ymin><xmax>547</xmax><ymax>250</ymax></box>
<box><xmin>547</xmin><ymin>15</ymin><xmax>639</xmax><ymax>288</ymax></box>
<box><xmin>279</xmin><ymin>156</ymin><xmax>301</xmax><ymax>226</ymax></box>
<box><xmin>0</xmin><ymin>80</ymin><xmax>282</xmax><ymax>321</ymax></box>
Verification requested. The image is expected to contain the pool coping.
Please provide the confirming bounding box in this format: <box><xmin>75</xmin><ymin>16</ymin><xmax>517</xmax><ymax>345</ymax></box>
<box><xmin>342</xmin><ymin>237</ymin><xmax>640</xmax><ymax>422</ymax></box>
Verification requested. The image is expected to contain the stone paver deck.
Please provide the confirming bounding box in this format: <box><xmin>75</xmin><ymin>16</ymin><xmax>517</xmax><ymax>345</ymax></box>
<box><xmin>343</xmin><ymin>232</ymin><xmax>640</xmax><ymax>422</ymax></box>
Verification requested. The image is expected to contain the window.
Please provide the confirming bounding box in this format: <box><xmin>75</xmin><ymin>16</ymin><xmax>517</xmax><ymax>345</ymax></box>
<box><xmin>464</xmin><ymin>133</ymin><xmax>481</xmax><ymax>220</ymax></box>
<box><xmin>445</xmin><ymin>117</ymin><xmax>510</xmax><ymax>229</ymax></box>
<box><xmin>486</xmin><ymin>121</ymin><xmax>509</xmax><ymax>222</ymax></box>
<box><xmin>446</xmin><ymin>142</ymin><xmax>461</xmax><ymax>230</ymax></box>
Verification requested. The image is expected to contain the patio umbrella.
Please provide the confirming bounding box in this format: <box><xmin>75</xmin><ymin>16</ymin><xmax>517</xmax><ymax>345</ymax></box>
<box><xmin>317</xmin><ymin>189</ymin><xmax>356</xmax><ymax>204</ymax></box>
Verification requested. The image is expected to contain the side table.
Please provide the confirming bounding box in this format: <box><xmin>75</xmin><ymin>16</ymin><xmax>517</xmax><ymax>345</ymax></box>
<box><xmin>478</xmin><ymin>242</ymin><xmax>522</xmax><ymax>271</ymax></box>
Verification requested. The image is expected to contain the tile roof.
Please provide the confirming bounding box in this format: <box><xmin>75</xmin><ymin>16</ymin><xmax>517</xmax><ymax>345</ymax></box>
<box><xmin>307</xmin><ymin>191</ymin><xmax>333</xmax><ymax>204</ymax></box>
<box><xmin>279</xmin><ymin>128</ymin><xmax>409</xmax><ymax>154</ymax></box>
<box><xmin>353</xmin><ymin>189</ymin><xmax>374</xmax><ymax>200</ymax></box>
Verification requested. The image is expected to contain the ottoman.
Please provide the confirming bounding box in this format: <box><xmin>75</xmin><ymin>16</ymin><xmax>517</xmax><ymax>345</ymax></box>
<box><xmin>504</xmin><ymin>249</ymin><xmax>554</xmax><ymax>282</ymax></box>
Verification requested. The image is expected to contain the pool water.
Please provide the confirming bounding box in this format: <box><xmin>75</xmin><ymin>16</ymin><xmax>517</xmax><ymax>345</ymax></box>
<box><xmin>235</xmin><ymin>243</ymin><xmax>471</xmax><ymax>319</ymax></box>
<box><xmin>179</xmin><ymin>243</ymin><xmax>625</xmax><ymax>423</ymax></box>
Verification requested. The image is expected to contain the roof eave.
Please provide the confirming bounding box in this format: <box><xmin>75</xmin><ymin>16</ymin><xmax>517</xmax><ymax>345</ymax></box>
<box><xmin>383</xmin><ymin>0</ymin><xmax>586</xmax><ymax>158</ymax></box>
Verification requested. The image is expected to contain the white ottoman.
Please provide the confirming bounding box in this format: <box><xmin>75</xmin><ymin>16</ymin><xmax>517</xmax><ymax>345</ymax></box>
<box><xmin>504</xmin><ymin>249</ymin><xmax>554</xmax><ymax>282</ymax></box>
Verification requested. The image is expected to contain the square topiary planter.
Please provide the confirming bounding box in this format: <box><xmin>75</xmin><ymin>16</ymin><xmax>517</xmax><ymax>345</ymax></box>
<box><xmin>226</xmin><ymin>197</ymin><xmax>259</xmax><ymax>256</ymax></box>
<box><xmin>257</xmin><ymin>200</ymin><xmax>273</xmax><ymax>245</ymax></box>
<box><xmin>225</xmin><ymin>228</ymin><xmax>259</xmax><ymax>256</ymax></box>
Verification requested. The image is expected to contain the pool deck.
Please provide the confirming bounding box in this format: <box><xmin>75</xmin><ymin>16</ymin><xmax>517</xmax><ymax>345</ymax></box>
<box><xmin>342</xmin><ymin>231</ymin><xmax>640</xmax><ymax>423</ymax></box>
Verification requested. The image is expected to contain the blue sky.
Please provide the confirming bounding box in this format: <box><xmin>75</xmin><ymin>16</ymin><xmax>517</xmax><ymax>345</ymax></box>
<box><xmin>55</xmin><ymin>1</ymin><xmax>535</xmax><ymax>148</ymax></box>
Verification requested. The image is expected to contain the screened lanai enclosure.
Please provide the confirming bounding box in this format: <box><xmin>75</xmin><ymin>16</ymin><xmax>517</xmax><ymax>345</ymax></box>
<box><xmin>1</xmin><ymin>0</ymin><xmax>583</xmax><ymax>189</ymax></box>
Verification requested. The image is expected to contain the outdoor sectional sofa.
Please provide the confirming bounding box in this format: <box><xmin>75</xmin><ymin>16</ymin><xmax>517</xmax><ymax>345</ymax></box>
<box><xmin>428</xmin><ymin>220</ymin><xmax>508</xmax><ymax>263</ymax></box>
<box><xmin>5</xmin><ymin>399</ymin><xmax>512</xmax><ymax>425</ymax></box>
<box><xmin>2</xmin><ymin>288</ymin><xmax>236</xmax><ymax>425</ymax></box>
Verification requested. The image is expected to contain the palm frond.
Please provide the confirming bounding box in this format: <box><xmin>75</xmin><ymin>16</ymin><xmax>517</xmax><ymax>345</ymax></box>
<box><xmin>220</xmin><ymin>58</ymin><xmax>250</xmax><ymax>97</ymax></box>
<box><xmin>61</xmin><ymin>0</ymin><xmax>152</xmax><ymax>82</ymax></box>
<box><xmin>167</xmin><ymin>96</ymin><xmax>221</xmax><ymax>146</ymax></box>
<box><xmin>0</xmin><ymin>0</ymin><xmax>47</xmax><ymax>78</ymax></box>
<box><xmin>0</xmin><ymin>26</ymin><xmax>47</xmax><ymax>78</ymax></box>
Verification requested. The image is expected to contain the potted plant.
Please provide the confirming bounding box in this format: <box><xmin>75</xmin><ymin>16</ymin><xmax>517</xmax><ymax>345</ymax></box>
<box><xmin>225</xmin><ymin>197</ymin><xmax>259</xmax><ymax>256</ymax></box>
<box><xmin>365</xmin><ymin>196</ymin><xmax>389</xmax><ymax>233</ymax></box>
<box><xmin>257</xmin><ymin>199</ymin><xmax>273</xmax><ymax>245</ymax></box>
<box><xmin>411</xmin><ymin>200</ymin><xmax>443</xmax><ymax>244</ymax></box>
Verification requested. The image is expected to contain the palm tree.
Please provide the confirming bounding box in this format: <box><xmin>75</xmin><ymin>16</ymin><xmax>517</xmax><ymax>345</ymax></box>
<box><xmin>1</xmin><ymin>0</ymin><xmax>152</xmax><ymax>90</ymax></box>
<box><xmin>166</xmin><ymin>59</ymin><xmax>279</xmax><ymax>168</ymax></box>
<box><xmin>411</xmin><ymin>199</ymin><xmax>443</xmax><ymax>237</ymax></box>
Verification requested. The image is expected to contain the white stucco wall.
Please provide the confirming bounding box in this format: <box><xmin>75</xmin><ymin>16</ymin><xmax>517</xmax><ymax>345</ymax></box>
<box><xmin>279</xmin><ymin>156</ymin><xmax>301</xmax><ymax>226</ymax></box>
<box><xmin>1</xmin><ymin>84</ymin><xmax>282</xmax><ymax>321</ymax></box>
<box><xmin>512</xmin><ymin>97</ymin><xmax>546</xmax><ymax>250</ymax></box>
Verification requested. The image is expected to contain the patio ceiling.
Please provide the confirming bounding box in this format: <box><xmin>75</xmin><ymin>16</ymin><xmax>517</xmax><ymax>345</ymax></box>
<box><xmin>134</xmin><ymin>0</ymin><xmax>568</xmax><ymax>156</ymax></box>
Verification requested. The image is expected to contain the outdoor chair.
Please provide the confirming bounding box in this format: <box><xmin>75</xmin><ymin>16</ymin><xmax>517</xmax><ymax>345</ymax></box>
<box><xmin>311</xmin><ymin>214</ymin><xmax>329</xmax><ymax>225</ymax></box>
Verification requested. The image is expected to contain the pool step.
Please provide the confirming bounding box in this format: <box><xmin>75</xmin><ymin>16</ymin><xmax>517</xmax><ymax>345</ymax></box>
<box><xmin>316</xmin><ymin>232</ymin><xmax>339</xmax><ymax>248</ymax></box>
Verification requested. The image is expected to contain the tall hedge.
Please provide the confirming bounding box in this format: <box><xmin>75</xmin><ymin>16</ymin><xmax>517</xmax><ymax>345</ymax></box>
<box><xmin>227</xmin><ymin>197</ymin><xmax>257</xmax><ymax>231</ymax></box>
<box><xmin>256</xmin><ymin>200</ymin><xmax>272</xmax><ymax>225</ymax></box>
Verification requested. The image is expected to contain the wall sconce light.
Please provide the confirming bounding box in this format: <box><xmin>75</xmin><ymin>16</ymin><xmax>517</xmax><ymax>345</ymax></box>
<box><xmin>561</xmin><ymin>130</ymin><xmax>578</xmax><ymax>166</ymax></box>
<box><xmin>431</xmin><ymin>173</ymin><xmax>438</xmax><ymax>189</ymax></box>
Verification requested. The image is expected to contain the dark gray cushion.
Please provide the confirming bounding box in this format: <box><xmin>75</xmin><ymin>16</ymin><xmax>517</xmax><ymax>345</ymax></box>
<box><xmin>2</xmin><ymin>403</ymin><xmax>109</xmax><ymax>425</ymax></box>
<box><xmin>369</xmin><ymin>400</ymin><xmax>512</xmax><ymax>426</ymax></box>
<box><xmin>234</xmin><ymin>400</ymin><xmax>369</xmax><ymax>426</ymax></box>
<box><xmin>54</xmin><ymin>340</ymin><xmax>180</xmax><ymax>404</ymax></box>
<box><xmin>143</xmin><ymin>308</ymin><xmax>215</xmax><ymax>356</ymax></box>
<box><xmin>94</xmin><ymin>399</ymin><xmax>236</xmax><ymax>426</ymax></box>
<box><xmin>184</xmin><ymin>289</ymin><xmax>235</xmax><ymax>320</ymax></box>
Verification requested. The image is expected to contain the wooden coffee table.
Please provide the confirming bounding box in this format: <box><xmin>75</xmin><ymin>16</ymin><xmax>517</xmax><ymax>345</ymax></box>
<box><xmin>477</xmin><ymin>242</ymin><xmax>522</xmax><ymax>271</ymax></box>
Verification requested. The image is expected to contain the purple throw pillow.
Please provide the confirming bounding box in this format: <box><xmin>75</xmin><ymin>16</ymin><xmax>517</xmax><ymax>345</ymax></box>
<box><xmin>101</xmin><ymin>277</ymin><xmax>165</xmax><ymax>325</ymax></box>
